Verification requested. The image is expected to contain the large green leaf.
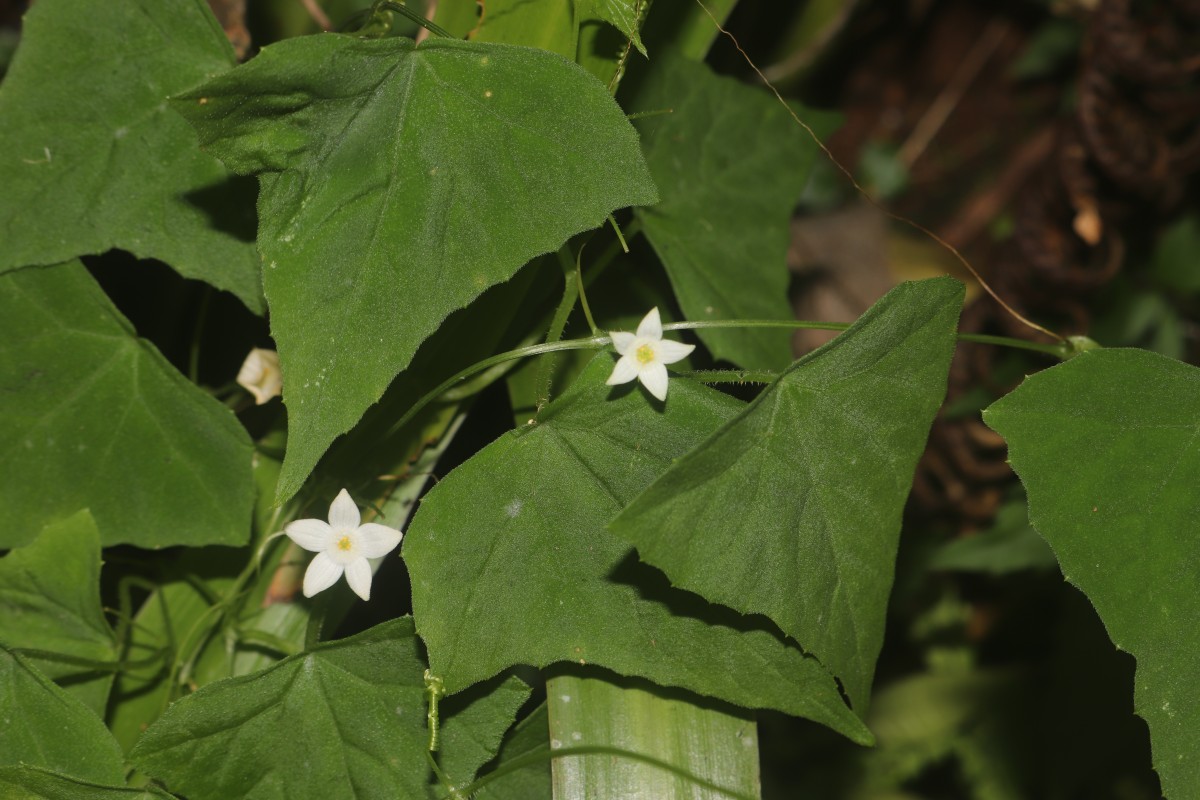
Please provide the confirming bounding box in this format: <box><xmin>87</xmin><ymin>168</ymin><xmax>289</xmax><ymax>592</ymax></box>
<box><xmin>984</xmin><ymin>348</ymin><xmax>1200</xmax><ymax>798</ymax></box>
<box><xmin>405</xmin><ymin>357</ymin><xmax>871</xmax><ymax>744</ymax></box>
<box><xmin>0</xmin><ymin>767</ymin><xmax>175</xmax><ymax>800</ymax></box>
<box><xmin>0</xmin><ymin>0</ymin><xmax>261</xmax><ymax>312</ymax></box>
<box><xmin>609</xmin><ymin>278</ymin><xmax>964</xmax><ymax>710</ymax></box>
<box><xmin>131</xmin><ymin>618</ymin><xmax>529</xmax><ymax>800</ymax></box>
<box><xmin>175</xmin><ymin>35</ymin><xmax>656</xmax><ymax>502</ymax></box>
<box><xmin>0</xmin><ymin>647</ymin><xmax>125</xmax><ymax>785</ymax></box>
<box><xmin>630</xmin><ymin>57</ymin><xmax>839</xmax><ymax>370</ymax></box>
<box><xmin>0</xmin><ymin>510</ymin><xmax>117</xmax><ymax>715</ymax></box>
<box><xmin>0</xmin><ymin>262</ymin><xmax>254</xmax><ymax>548</ymax></box>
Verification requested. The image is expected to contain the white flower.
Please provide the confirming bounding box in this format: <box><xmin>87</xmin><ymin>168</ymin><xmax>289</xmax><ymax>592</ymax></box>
<box><xmin>284</xmin><ymin>489</ymin><xmax>402</xmax><ymax>601</ymax></box>
<box><xmin>605</xmin><ymin>307</ymin><xmax>695</xmax><ymax>401</ymax></box>
<box><xmin>236</xmin><ymin>348</ymin><xmax>282</xmax><ymax>405</ymax></box>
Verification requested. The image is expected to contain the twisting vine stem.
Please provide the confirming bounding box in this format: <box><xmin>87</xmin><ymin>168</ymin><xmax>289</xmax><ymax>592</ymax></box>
<box><xmin>383</xmin><ymin>319</ymin><xmax>1076</xmax><ymax>441</ymax></box>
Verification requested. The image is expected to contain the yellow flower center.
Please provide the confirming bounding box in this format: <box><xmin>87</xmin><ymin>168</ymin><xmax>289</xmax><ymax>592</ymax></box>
<box><xmin>336</xmin><ymin>535</ymin><xmax>353</xmax><ymax>552</ymax></box>
<box><xmin>635</xmin><ymin>343</ymin><xmax>655</xmax><ymax>365</ymax></box>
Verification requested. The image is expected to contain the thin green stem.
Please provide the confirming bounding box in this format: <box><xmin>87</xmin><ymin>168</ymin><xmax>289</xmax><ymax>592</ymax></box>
<box><xmin>426</xmin><ymin>752</ymin><xmax>465</xmax><ymax>800</ymax></box>
<box><xmin>582</xmin><ymin>216</ymin><xmax>643</xmax><ymax>293</ymax></box>
<box><xmin>304</xmin><ymin>592</ymin><xmax>329</xmax><ymax>652</ymax></box>
<box><xmin>626</xmin><ymin>108</ymin><xmax>674</xmax><ymax>121</ymax></box>
<box><xmin>956</xmin><ymin>331</ymin><xmax>1069</xmax><ymax>357</ymax></box>
<box><xmin>188</xmin><ymin>287</ymin><xmax>212</xmax><ymax>384</ymax></box>
<box><xmin>440</xmin><ymin>334</ymin><xmax>539</xmax><ymax>402</ymax></box>
<box><xmin>165</xmin><ymin>530</ymin><xmax>293</xmax><ymax>701</ymax></box>
<box><xmin>665</xmin><ymin>319</ymin><xmax>850</xmax><ymax>332</ymax></box>
<box><xmin>577</xmin><ymin>257</ymin><xmax>598</xmax><ymax>335</ymax></box>
<box><xmin>532</xmin><ymin>247</ymin><xmax>587</xmax><ymax>410</ymax></box>
<box><xmin>662</xmin><ymin>319</ymin><xmax>1070</xmax><ymax>358</ymax></box>
<box><xmin>113</xmin><ymin>575</ymin><xmax>174</xmax><ymax>660</ymax></box>
<box><xmin>12</xmin><ymin>647</ymin><xmax>166</xmax><ymax>673</ymax></box>
<box><xmin>607</xmin><ymin>214</ymin><xmax>630</xmax><ymax>253</ymax></box>
<box><xmin>549</xmin><ymin>245</ymin><xmax>582</xmax><ymax>344</ymax></box>
<box><xmin>378</xmin><ymin>1</ymin><xmax>452</xmax><ymax>38</ymax></box>
<box><xmin>385</xmin><ymin>316</ymin><xmax>1068</xmax><ymax>442</ymax></box>
<box><xmin>384</xmin><ymin>337</ymin><xmax>610</xmax><ymax>439</ymax></box>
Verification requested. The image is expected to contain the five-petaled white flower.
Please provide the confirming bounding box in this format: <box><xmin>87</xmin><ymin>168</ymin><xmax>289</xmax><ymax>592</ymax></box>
<box><xmin>284</xmin><ymin>489</ymin><xmax>403</xmax><ymax>601</ymax></box>
<box><xmin>606</xmin><ymin>307</ymin><xmax>695</xmax><ymax>401</ymax></box>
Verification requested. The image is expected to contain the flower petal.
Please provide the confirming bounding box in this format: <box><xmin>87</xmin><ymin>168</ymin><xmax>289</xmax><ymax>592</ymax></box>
<box><xmin>356</xmin><ymin>522</ymin><xmax>403</xmax><ymax>559</ymax></box>
<box><xmin>328</xmin><ymin>488</ymin><xmax>360</xmax><ymax>529</ymax></box>
<box><xmin>639</xmin><ymin>361</ymin><xmax>670</xmax><ymax>401</ymax></box>
<box><xmin>284</xmin><ymin>518</ymin><xmax>333</xmax><ymax>552</ymax></box>
<box><xmin>609</xmin><ymin>331</ymin><xmax>637</xmax><ymax>355</ymax></box>
<box><xmin>654</xmin><ymin>339</ymin><xmax>695</xmax><ymax>365</ymax></box>
<box><xmin>606</xmin><ymin>355</ymin><xmax>640</xmax><ymax>386</ymax></box>
<box><xmin>344</xmin><ymin>558</ymin><xmax>373</xmax><ymax>602</ymax></box>
<box><xmin>303</xmin><ymin>552</ymin><xmax>343</xmax><ymax>598</ymax></box>
<box><xmin>636</xmin><ymin>307</ymin><xmax>662</xmax><ymax>340</ymax></box>
<box><xmin>236</xmin><ymin>348</ymin><xmax>282</xmax><ymax>405</ymax></box>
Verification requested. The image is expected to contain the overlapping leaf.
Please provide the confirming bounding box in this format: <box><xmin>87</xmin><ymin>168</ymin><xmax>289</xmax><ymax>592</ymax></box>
<box><xmin>405</xmin><ymin>357</ymin><xmax>871</xmax><ymax>744</ymax></box>
<box><xmin>0</xmin><ymin>768</ymin><xmax>176</xmax><ymax>800</ymax></box>
<box><xmin>176</xmin><ymin>35</ymin><xmax>656</xmax><ymax>502</ymax></box>
<box><xmin>0</xmin><ymin>647</ymin><xmax>125</xmax><ymax>785</ymax></box>
<box><xmin>630</xmin><ymin>56</ymin><xmax>840</xmax><ymax>370</ymax></box>
<box><xmin>0</xmin><ymin>262</ymin><xmax>254</xmax><ymax>548</ymax></box>
<box><xmin>131</xmin><ymin>618</ymin><xmax>529</xmax><ymax>800</ymax></box>
<box><xmin>610</xmin><ymin>278</ymin><xmax>964</xmax><ymax>711</ymax></box>
<box><xmin>984</xmin><ymin>348</ymin><xmax>1200</xmax><ymax>798</ymax></box>
<box><xmin>0</xmin><ymin>510</ymin><xmax>117</xmax><ymax>715</ymax></box>
<box><xmin>0</xmin><ymin>0</ymin><xmax>261</xmax><ymax>311</ymax></box>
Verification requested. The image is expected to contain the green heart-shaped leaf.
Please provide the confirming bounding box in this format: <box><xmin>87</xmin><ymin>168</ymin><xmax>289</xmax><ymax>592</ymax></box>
<box><xmin>175</xmin><ymin>35</ymin><xmax>657</xmax><ymax>503</ymax></box>
<box><xmin>0</xmin><ymin>262</ymin><xmax>254</xmax><ymax>548</ymax></box>
<box><xmin>610</xmin><ymin>278</ymin><xmax>964</xmax><ymax>711</ymax></box>
<box><xmin>0</xmin><ymin>510</ymin><xmax>117</xmax><ymax>715</ymax></box>
<box><xmin>984</xmin><ymin>348</ymin><xmax>1200</xmax><ymax>798</ymax></box>
<box><xmin>0</xmin><ymin>0</ymin><xmax>261</xmax><ymax>311</ymax></box>
<box><xmin>405</xmin><ymin>357</ymin><xmax>871</xmax><ymax>744</ymax></box>
<box><xmin>131</xmin><ymin>618</ymin><xmax>529</xmax><ymax>800</ymax></box>
<box><xmin>0</xmin><ymin>647</ymin><xmax>125</xmax><ymax>785</ymax></box>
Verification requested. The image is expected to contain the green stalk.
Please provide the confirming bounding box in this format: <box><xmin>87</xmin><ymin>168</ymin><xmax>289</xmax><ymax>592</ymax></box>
<box><xmin>384</xmin><ymin>319</ymin><xmax>1070</xmax><ymax>441</ymax></box>
<box><xmin>546</xmin><ymin>670</ymin><xmax>760</xmax><ymax>800</ymax></box>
